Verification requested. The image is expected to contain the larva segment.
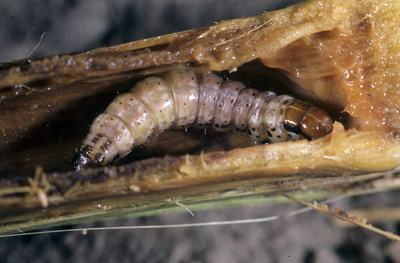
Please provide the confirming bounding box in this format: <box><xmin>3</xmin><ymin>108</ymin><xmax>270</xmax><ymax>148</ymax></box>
<box><xmin>194</xmin><ymin>73</ymin><xmax>222</xmax><ymax>129</ymax></box>
<box><xmin>213</xmin><ymin>80</ymin><xmax>245</xmax><ymax>132</ymax></box>
<box><xmin>163</xmin><ymin>70</ymin><xmax>199</xmax><ymax>129</ymax></box>
<box><xmin>247</xmin><ymin>91</ymin><xmax>276</xmax><ymax>142</ymax></box>
<box><xmin>232</xmin><ymin>88</ymin><xmax>259</xmax><ymax>135</ymax></box>
<box><xmin>133</xmin><ymin>77</ymin><xmax>175</xmax><ymax>133</ymax></box>
<box><xmin>90</xmin><ymin>114</ymin><xmax>134</xmax><ymax>156</ymax></box>
<box><xmin>263</xmin><ymin>95</ymin><xmax>295</xmax><ymax>143</ymax></box>
<box><xmin>105</xmin><ymin>91</ymin><xmax>155</xmax><ymax>146</ymax></box>
<box><xmin>73</xmin><ymin>113</ymin><xmax>133</xmax><ymax>170</ymax></box>
<box><xmin>77</xmin><ymin>133</ymin><xmax>118</xmax><ymax>166</ymax></box>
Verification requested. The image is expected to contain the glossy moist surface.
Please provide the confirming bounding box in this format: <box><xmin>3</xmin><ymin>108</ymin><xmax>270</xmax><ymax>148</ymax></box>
<box><xmin>76</xmin><ymin>69</ymin><xmax>332</xmax><ymax>169</ymax></box>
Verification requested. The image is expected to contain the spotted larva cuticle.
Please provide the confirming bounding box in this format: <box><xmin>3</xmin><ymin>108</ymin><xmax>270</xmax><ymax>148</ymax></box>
<box><xmin>72</xmin><ymin>69</ymin><xmax>333</xmax><ymax>171</ymax></box>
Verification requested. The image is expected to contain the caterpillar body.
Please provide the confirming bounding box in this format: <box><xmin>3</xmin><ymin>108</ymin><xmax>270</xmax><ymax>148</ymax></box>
<box><xmin>73</xmin><ymin>69</ymin><xmax>333</xmax><ymax>171</ymax></box>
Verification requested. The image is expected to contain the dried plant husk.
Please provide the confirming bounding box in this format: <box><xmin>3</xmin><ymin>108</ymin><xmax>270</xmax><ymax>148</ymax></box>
<box><xmin>1</xmin><ymin>0</ymin><xmax>400</xmax><ymax>234</ymax></box>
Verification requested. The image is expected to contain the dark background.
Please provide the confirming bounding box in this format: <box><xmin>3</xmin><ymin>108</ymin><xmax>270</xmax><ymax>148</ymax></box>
<box><xmin>0</xmin><ymin>0</ymin><xmax>303</xmax><ymax>62</ymax></box>
<box><xmin>1</xmin><ymin>0</ymin><xmax>400</xmax><ymax>262</ymax></box>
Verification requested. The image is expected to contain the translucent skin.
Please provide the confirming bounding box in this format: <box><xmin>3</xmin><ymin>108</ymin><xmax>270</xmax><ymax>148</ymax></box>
<box><xmin>73</xmin><ymin>70</ymin><xmax>333</xmax><ymax>170</ymax></box>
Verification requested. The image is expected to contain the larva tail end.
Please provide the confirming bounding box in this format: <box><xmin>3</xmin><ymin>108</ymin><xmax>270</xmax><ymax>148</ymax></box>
<box><xmin>72</xmin><ymin>152</ymin><xmax>89</xmax><ymax>171</ymax></box>
<box><xmin>300</xmin><ymin>107</ymin><xmax>333</xmax><ymax>140</ymax></box>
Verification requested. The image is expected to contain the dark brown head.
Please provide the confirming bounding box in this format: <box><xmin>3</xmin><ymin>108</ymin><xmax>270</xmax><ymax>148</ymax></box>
<box><xmin>299</xmin><ymin>106</ymin><xmax>333</xmax><ymax>139</ymax></box>
<box><xmin>284</xmin><ymin>100</ymin><xmax>333</xmax><ymax>140</ymax></box>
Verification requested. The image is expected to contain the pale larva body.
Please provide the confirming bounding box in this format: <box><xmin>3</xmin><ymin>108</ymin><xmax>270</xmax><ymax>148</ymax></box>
<box><xmin>73</xmin><ymin>69</ymin><xmax>333</xmax><ymax>170</ymax></box>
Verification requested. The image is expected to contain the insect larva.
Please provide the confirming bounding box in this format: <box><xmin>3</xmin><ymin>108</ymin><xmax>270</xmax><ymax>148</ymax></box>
<box><xmin>73</xmin><ymin>69</ymin><xmax>333</xmax><ymax>170</ymax></box>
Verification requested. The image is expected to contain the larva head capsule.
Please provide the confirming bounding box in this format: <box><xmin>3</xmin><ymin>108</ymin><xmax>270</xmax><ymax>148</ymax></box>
<box><xmin>300</xmin><ymin>106</ymin><xmax>333</xmax><ymax>139</ymax></box>
<box><xmin>284</xmin><ymin>100</ymin><xmax>333</xmax><ymax>140</ymax></box>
